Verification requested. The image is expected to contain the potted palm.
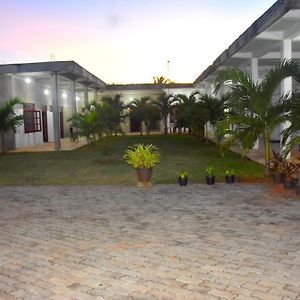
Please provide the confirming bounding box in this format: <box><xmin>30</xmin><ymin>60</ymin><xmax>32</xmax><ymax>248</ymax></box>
<box><xmin>205</xmin><ymin>166</ymin><xmax>215</xmax><ymax>185</ymax></box>
<box><xmin>178</xmin><ymin>171</ymin><xmax>188</xmax><ymax>186</ymax></box>
<box><xmin>123</xmin><ymin>143</ymin><xmax>160</xmax><ymax>187</ymax></box>
<box><xmin>225</xmin><ymin>169</ymin><xmax>235</xmax><ymax>184</ymax></box>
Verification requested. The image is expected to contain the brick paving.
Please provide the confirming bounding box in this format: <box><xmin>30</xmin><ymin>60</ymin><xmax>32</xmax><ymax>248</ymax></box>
<box><xmin>0</xmin><ymin>184</ymin><xmax>299</xmax><ymax>299</ymax></box>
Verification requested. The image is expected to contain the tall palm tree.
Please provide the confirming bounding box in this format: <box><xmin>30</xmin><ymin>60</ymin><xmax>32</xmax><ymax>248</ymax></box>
<box><xmin>281</xmin><ymin>93</ymin><xmax>300</xmax><ymax>156</ymax></box>
<box><xmin>0</xmin><ymin>97</ymin><xmax>24</xmax><ymax>154</ymax></box>
<box><xmin>153</xmin><ymin>76</ymin><xmax>170</xmax><ymax>84</ymax></box>
<box><xmin>101</xmin><ymin>94</ymin><xmax>126</xmax><ymax>136</ymax></box>
<box><xmin>214</xmin><ymin>59</ymin><xmax>300</xmax><ymax>172</ymax></box>
<box><xmin>128</xmin><ymin>97</ymin><xmax>160</xmax><ymax>135</ymax></box>
<box><xmin>152</xmin><ymin>92</ymin><xmax>174</xmax><ymax>135</ymax></box>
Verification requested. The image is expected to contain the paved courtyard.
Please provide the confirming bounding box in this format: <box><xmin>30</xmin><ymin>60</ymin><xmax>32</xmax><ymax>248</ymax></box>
<box><xmin>0</xmin><ymin>184</ymin><xmax>299</xmax><ymax>300</ymax></box>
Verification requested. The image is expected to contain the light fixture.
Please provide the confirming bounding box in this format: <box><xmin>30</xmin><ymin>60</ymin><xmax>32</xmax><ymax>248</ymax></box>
<box><xmin>62</xmin><ymin>92</ymin><xmax>67</xmax><ymax>99</ymax></box>
<box><xmin>76</xmin><ymin>96</ymin><xmax>80</xmax><ymax>101</ymax></box>
<box><xmin>44</xmin><ymin>89</ymin><xmax>49</xmax><ymax>95</ymax></box>
<box><xmin>25</xmin><ymin>77</ymin><xmax>31</xmax><ymax>84</ymax></box>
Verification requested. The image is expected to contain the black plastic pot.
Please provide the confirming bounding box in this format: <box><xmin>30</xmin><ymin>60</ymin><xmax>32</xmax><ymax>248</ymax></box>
<box><xmin>206</xmin><ymin>175</ymin><xmax>215</xmax><ymax>185</ymax></box>
<box><xmin>272</xmin><ymin>172</ymin><xmax>285</xmax><ymax>184</ymax></box>
<box><xmin>225</xmin><ymin>175</ymin><xmax>235</xmax><ymax>184</ymax></box>
<box><xmin>178</xmin><ymin>177</ymin><xmax>188</xmax><ymax>186</ymax></box>
<box><xmin>283</xmin><ymin>178</ymin><xmax>295</xmax><ymax>190</ymax></box>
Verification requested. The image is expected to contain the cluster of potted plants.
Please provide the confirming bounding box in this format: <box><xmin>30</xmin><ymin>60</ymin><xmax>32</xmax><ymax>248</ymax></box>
<box><xmin>123</xmin><ymin>143</ymin><xmax>237</xmax><ymax>187</ymax></box>
<box><xmin>269</xmin><ymin>151</ymin><xmax>299</xmax><ymax>192</ymax></box>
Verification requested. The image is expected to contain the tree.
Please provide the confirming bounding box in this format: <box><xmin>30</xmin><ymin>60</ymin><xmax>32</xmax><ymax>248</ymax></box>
<box><xmin>214</xmin><ymin>59</ymin><xmax>300</xmax><ymax>173</ymax></box>
<box><xmin>0</xmin><ymin>97</ymin><xmax>24</xmax><ymax>154</ymax></box>
<box><xmin>281</xmin><ymin>93</ymin><xmax>300</xmax><ymax>156</ymax></box>
<box><xmin>153</xmin><ymin>76</ymin><xmax>170</xmax><ymax>84</ymax></box>
<box><xmin>199</xmin><ymin>93</ymin><xmax>228</xmax><ymax>142</ymax></box>
<box><xmin>174</xmin><ymin>92</ymin><xmax>206</xmax><ymax>136</ymax></box>
<box><xmin>152</xmin><ymin>92</ymin><xmax>174</xmax><ymax>135</ymax></box>
<box><xmin>100</xmin><ymin>94</ymin><xmax>126</xmax><ymax>136</ymax></box>
<box><xmin>128</xmin><ymin>97</ymin><xmax>160</xmax><ymax>135</ymax></box>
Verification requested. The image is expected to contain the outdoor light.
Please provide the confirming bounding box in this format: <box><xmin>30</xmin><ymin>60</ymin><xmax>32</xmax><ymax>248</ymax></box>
<box><xmin>25</xmin><ymin>77</ymin><xmax>31</xmax><ymax>84</ymax></box>
<box><xmin>62</xmin><ymin>92</ymin><xmax>67</xmax><ymax>99</ymax></box>
<box><xmin>44</xmin><ymin>89</ymin><xmax>49</xmax><ymax>95</ymax></box>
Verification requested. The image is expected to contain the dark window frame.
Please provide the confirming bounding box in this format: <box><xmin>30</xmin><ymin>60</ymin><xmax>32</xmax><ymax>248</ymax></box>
<box><xmin>24</xmin><ymin>110</ymin><xmax>42</xmax><ymax>133</ymax></box>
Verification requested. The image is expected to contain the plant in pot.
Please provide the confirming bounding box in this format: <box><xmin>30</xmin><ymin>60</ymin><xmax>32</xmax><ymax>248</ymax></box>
<box><xmin>225</xmin><ymin>169</ymin><xmax>235</xmax><ymax>184</ymax></box>
<box><xmin>123</xmin><ymin>143</ymin><xmax>160</xmax><ymax>187</ymax></box>
<box><xmin>205</xmin><ymin>166</ymin><xmax>215</xmax><ymax>185</ymax></box>
<box><xmin>270</xmin><ymin>151</ymin><xmax>286</xmax><ymax>183</ymax></box>
<box><xmin>178</xmin><ymin>171</ymin><xmax>188</xmax><ymax>186</ymax></box>
<box><xmin>281</xmin><ymin>160</ymin><xmax>298</xmax><ymax>190</ymax></box>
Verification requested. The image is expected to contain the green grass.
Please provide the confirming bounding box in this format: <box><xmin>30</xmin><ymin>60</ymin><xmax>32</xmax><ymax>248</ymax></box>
<box><xmin>0</xmin><ymin>134</ymin><xmax>264</xmax><ymax>185</ymax></box>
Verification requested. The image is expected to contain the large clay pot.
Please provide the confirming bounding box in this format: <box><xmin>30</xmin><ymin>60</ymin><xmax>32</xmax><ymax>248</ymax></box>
<box><xmin>136</xmin><ymin>167</ymin><xmax>153</xmax><ymax>187</ymax></box>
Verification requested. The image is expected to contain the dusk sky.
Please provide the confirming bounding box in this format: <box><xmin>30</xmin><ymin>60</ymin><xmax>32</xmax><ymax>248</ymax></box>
<box><xmin>1</xmin><ymin>0</ymin><xmax>276</xmax><ymax>84</ymax></box>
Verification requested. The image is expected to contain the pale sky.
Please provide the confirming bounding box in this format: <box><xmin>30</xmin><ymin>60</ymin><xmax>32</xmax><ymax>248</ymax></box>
<box><xmin>1</xmin><ymin>0</ymin><xmax>276</xmax><ymax>84</ymax></box>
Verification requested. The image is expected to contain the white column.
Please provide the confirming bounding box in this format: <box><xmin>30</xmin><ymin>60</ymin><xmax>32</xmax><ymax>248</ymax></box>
<box><xmin>280</xmin><ymin>39</ymin><xmax>292</xmax><ymax>157</ymax></box>
<box><xmin>84</xmin><ymin>86</ymin><xmax>89</xmax><ymax>108</ymax></box>
<box><xmin>251</xmin><ymin>58</ymin><xmax>259</xmax><ymax>149</ymax></box>
<box><xmin>70</xmin><ymin>80</ymin><xmax>77</xmax><ymax>116</ymax></box>
<box><xmin>51</xmin><ymin>73</ymin><xmax>61</xmax><ymax>150</ymax></box>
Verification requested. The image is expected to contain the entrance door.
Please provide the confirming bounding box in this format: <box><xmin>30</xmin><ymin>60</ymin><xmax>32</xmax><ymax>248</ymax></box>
<box><xmin>42</xmin><ymin>109</ymin><xmax>48</xmax><ymax>142</ymax></box>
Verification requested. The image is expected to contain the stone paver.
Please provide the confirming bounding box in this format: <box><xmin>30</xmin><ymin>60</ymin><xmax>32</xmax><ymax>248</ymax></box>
<box><xmin>0</xmin><ymin>184</ymin><xmax>299</xmax><ymax>299</ymax></box>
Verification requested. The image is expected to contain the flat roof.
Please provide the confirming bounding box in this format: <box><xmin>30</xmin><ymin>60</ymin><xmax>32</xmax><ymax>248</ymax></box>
<box><xmin>0</xmin><ymin>61</ymin><xmax>107</xmax><ymax>90</ymax></box>
<box><xmin>106</xmin><ymin>83</ymin><xmax>194</xmax><ymax>91</ymax></box>
<box><xmin>194</xmin><ymin>0</ymin><xmax>300</xmax><ymax>85</ymax></box>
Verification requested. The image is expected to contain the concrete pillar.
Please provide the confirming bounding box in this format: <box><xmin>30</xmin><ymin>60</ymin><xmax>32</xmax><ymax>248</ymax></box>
<box><xmin>251</xmin><ymin>58</ymin><xmax>259</xmax><ymax>84</ymax></box>
<box><xmin>84</xmin><ymin>86</ymin><xmax>89</xmax><ymax>108</ymax></box>
<box><xmin>280</xmin><ymin>39</ymin><xmax>292</xmax><ymax>157</ymax></box>
<box><xmin>51</xmin><ymin>72</ymin><xmax>61</xmax><ymax>150</ymax></box>
<box><xmin>251</xmin><ymin>58</ymin><xmax>259</xmax><ymax>149</ymax></box>
<box><xmin>70</xmin><ymin>80</ymin><xmax>77</xmax><ymax>116</ymax></box>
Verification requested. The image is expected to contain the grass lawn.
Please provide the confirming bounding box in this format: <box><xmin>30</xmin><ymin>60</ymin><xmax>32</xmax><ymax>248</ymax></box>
<box><xmin>0</xmin><ymin>134</ymin><xmax>264</xmax><ymax>185</ymax></box>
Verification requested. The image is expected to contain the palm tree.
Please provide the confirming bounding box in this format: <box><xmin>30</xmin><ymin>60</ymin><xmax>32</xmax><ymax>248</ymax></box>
<box><xmin>199</xmin><ymin>93</ymin><xmax>227</xmax><ymax>142</ymax></box>
<box><xmin>281</xmin><ymin>93</ymin><xmax>300</xmax><ymax>156</ymax></box>
<box><xmin>100</xmin><ymin>94</ymin><xmax>126</xmax><ymax>136</ymax></box>
<box><xmin>214</xmin><ymin>59</ymin><xmax>300</xmax><ymax>173</ymax></box>
<box><xmin>153</xmin><ymin>76</ymin><xmax>170</xmax><ymax>84</ymax></box>
<box><xmin>152</xmin><ymin>92</ymin><xmax>174</xmax><ymax>135</ymax></box>
<box><xmin>128</xmin><ymin>97</ymin><xmax>160</xmax><ymax>135</ymax></box>
<box><xmin>174</xmin><ymin>92</ymin><xmax>202</xmax><ymax>135</ymax></box>
<box><xmin>0</xmin><ymin>97</ymin><xmax>24</xmax><ymax>154</ymax></box>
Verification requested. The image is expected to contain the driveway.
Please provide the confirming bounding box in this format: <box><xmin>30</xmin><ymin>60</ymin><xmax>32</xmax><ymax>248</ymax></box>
<box><xmin>0</xmin><ymin>184</ymin><xmax>299</xmax><ymax>299</ymax></box>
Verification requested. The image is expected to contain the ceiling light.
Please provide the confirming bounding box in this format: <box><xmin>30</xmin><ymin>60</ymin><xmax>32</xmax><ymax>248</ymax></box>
<box><xmin>44</xmin><ymin>89</ymin><xmax>49</xmax><ymax>95</ymax></box>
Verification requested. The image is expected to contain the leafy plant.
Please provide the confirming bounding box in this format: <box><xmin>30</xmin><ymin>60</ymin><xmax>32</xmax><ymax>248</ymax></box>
<box><xmin>225</xmin><ymin>169</ymin><xmax>235</xmax><ymax>175</ymax></box>
<box><xmin>280</xmin><ymin>160</ymin><xmax>298</xmax><ymax>179</ymax></box>
<box><xmin>0</xmin><ymin>97</ymin><xmax>24</xmax><ymax>154</ymax></box>
<box><xmin>179</xmin><ymin>171</ymin><xmax>188</xmax><ymax>178</ymax></box>
<box><xmin>123</xmin><ymin>143</ymin><xmax>160</xmax><ymax>168</ymax></box>
<box><xmin>206</xmin><ymin>166</ymin><xmax>214</xmax><ymax>176</ymax></box>
<box><xmin>270</xmin><ymin>151</ymin><xmax>286</xmax><ymax>174</ymax></box>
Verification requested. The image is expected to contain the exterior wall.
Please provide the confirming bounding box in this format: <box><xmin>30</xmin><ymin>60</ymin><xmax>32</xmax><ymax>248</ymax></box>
<box><xmin>99</xmin><ymin>86</ymin><xmax>197</xmax><ymax>134</ymax></box>
<box><xmin>0</xmin><ymin>74</ymin><xmax>77</xmax><ymax>150</ymax></box>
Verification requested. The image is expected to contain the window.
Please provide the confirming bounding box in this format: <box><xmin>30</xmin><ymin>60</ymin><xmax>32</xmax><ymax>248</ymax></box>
<box><xmin>24</xmin><ymin>110</ymin><xmax>41</xmax><ymax>133</ymax></box>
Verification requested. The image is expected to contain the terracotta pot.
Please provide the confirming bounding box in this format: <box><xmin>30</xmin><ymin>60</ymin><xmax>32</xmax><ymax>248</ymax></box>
<box><xmin>136</xmin><ymin>167</ymin><xmax>152</xmax><ymax>187</ymax></box>
<box><xmin>206</xmin><ymin>175</ymin><xmax>215</xmax><ymax>185</ymax></box>
<box><xmin>178</xmin><ymin>177</ymin><xmax>188</xmax><ymax>186</ymax></box>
